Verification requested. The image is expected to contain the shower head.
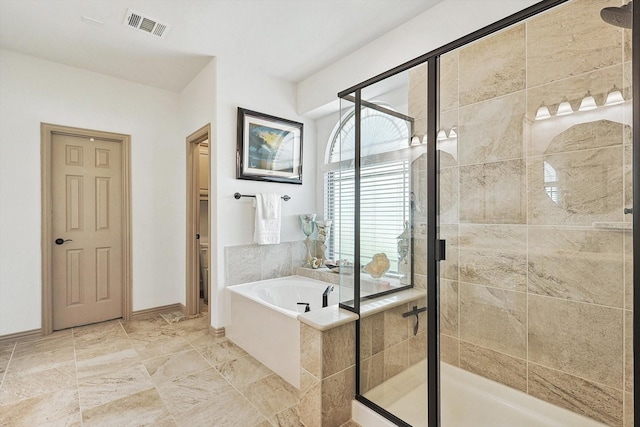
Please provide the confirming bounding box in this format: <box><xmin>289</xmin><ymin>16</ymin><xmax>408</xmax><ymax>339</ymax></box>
<box><xmin>600</xmin><ymin>1</ymin><xmax>633</xmax><ymax>28</ymax></box>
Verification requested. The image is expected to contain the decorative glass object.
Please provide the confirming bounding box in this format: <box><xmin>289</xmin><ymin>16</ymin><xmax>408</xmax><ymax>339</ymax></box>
<box><xmin>299</xmin><ymin>214</ymin><xmax>316</xmax><ymax>266</ymax></box>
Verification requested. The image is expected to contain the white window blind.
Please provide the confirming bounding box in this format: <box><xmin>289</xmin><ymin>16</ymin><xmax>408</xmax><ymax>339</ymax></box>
<box><xmin>324</xmin><ymin>104</ymin><xmax>411</xmax><ymax>273</ymax></box>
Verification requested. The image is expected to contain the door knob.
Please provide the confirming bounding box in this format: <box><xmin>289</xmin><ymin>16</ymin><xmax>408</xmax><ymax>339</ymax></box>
<box><xmin>55</xmin><ymin>238</ymin><xmax>73</xmax><ymax>245</ymax></box>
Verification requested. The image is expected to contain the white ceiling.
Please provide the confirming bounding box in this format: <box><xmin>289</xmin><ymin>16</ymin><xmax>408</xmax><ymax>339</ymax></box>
<box><xmin>0</xmin><ymin>0</ymin><xmax>443</xmax><ymax>92</ymax></box>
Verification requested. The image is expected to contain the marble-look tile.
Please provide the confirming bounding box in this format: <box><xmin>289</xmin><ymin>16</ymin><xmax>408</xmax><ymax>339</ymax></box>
<box><xmin>459</xmin><ymin>91</ymin><xmax>525</xmax><ymax>166</ymax></box>
<box><xmin>459</xmin><ymin>224</ymin><xmax>526</xmax><ymax>292</ymax></box>
<box><xmin>321</xmin><ymin>366</ymin><xmax>355</xmax><ymax>427</ymax></box>
<box><xmin>120</xmin><ymin>316</ymin><xmax>171</xmax><ymax>334</ymax></box>
<box><xmin>273</xmin><ymin>405</ymin><xmax>304</xmax><ymax>426</ymax></box>
<box><xmin>537</xmin><ymin>120</ymin><xmax>624</xmax><ymax>157</ymax></box>
<box><xmin>525</xmin><ymin>65</ymin><xmax>622</xmax><ymax>125</ymax></box>
<box><xmin>440</xmin><ymin>224</ymin><xmax>459</xmax><ymax>281</ymax></box>
<box><xmin>527</xmin><ymin>147</ymin><xmax>624</xmax><ymax>226</ymax></box>
<box><xmin>0</xmin><ymin>343</ymin><xmax>14</xmax><ymax>375</ymax></box>
<box><xmin>239</xmin><ymin>373</ymin><xmax>300</xmax><ymax>422</ymax></box>
<box><xmin>262</xmin><ymin>243</ymin><xmax>293</xmax><ymax>280</ymax></box>
<box><xmin>75</xmin><ymin>348</ymin><xmax>140</xmax><ymax>381</ymax></box>
<box><xmin>624</xmin><ymin>232</ymin><xmax>633</xmax><ymax>311</ymax></box>
<box><xmin>290</xmin><ymin>241</ymin><xmax>308</xmax><ymax>269</ymax></box>
<box><xmin>625</xmin><ymin>144</ymin><xmax>632</xmax><ymax>222</ymax></box>
<box><xmin>528</xmin><ymin>227</ymin><xmax>623</xmax><ymax>307</ymax></box>
<box><xmin>5</xmin><ymin>345</ymin><xmax>75</xmax><ymax>376</ymax></box>
<box><xmin>0</xmin><ymin>386</ymin><xmax>80</xmax><ymax>427</ymax></box>
<box><xmin>624</xmin><ymin>392</ymin><xmax>633</xmax><ymax>427</ymax></box>
<box><xmin>440</xmin><ymin>334</ymin><xmax>459</xmax><ymax>367</ymax></box>
<box><xmin>217</xmin><ymin>354</ymin><xmax>273</xmax><ymax>388</ymax></box>
<box><xmin>74</xmin><ymin>337</ymin><xmax>133</xmax><ymax>362</ymax></box>
<box><xmin>526</xmin><ymin>0</ymin><xmax>623</xmax><ymax>87</ymax></box>
<box><xmin>440</xmin><ymin>279</ymin><xmax>459</xmax><ymax>337</ymax></box>
<box><xmin>459</xmin><ymin>341</ymin><xmax>526</xmax><ymax>392</ymax></box>
<box><xmin>301</xmin><ymin>324</ymin><xmax>322</xmax><ymax>379</ymax></box>
<box><xmin>298</xmin><ymin>376</ymin><xmax>321</xmax><ymax>427</ymax></box>
<box><xmin>359</xmin><ymin>315</ymin><xmax>373</xmax><ymax>360</ymax></box>
<box><xmin>459</xmin><ymin>283</ymin><xmax>526</xmax><ymax>358</ymax></box>
<box><xmin>408</xmin><ymin>332</ymin><xmax>427</xmax><ymax>366</ymax></box>
<box><xmin>459</xmin><ymin>25</ymin><xmax>525</xmax><ymax>106</ymax></box>
<box><xmin>0</xmin><ymin>364</ymin><xmax>76</xmax><ymax>405</ymax></box>
<box><xmin>383</xmin><ymin>341</ymin><xmax>409</xmax><ymax>381</ymax></box>
<box><xmin>459</xmin><ymin>159</ymin><xmax>526</xmax><ymax>224</ymax></box>
<box><xmin>156</xmin><ymin>368</ymin><xmax>232</xmax><ymax>415</ymax></box>
<box><xmin>438</xmin><ymin>109</ymin><xmax>458</xmax><ymax>168</ymax></box>
<box><xmin>439</xmin><ymin>166</ymin><xmax>458</xmax><ymax>224</ymax></box>
<box><xmin>78</xmin><ymin>364</ymin><xmax>154</xmax><ymax>411</ymax></box>
<box><xmin>73</xmin><ymin>320</ymin><xmax>126</xmax><ymax>344</ymax></box>
<box><xmin>409</xmin><ymin>64</ymin><xmax>427</xmax><ymax>136</ymax></box>
<box><xmin>13</xmin><ymin>335</ymin><xmax>73</xmax><ymax>359</ymax></box>
<box><xmin>129</xmin><ymin>334</ymin><xmax>191</xmax><ymax>361</ymax></box>
<box><xmin>383</xmin><ymin>304</ymin><xmax>408</xmax><ymax>349</ymax></box>
<box><xmin>225</xmin><ymin>244</ymin><xmax>262</xmax><ymax>285</ymax></box>
<box><xmin>197</xmin><ymin>338</ymin><xmax>246</xmax><ymax>367</ymax></box>
<box><xmin>322</xmin><ymin>323</ymin><xmax>355</xmax><ymax>378</ymax></box>
<box><xmin>359</xmin><ymin>353</ymin><xmax>384</xmax><ymax>394</ymax></box>
<box><xmin>172</xmin><ymin>316</ymin><xmax>212</xmax><ymax>345</ymax></box>
<box><xmin>625</xmin><ymin>310</ymin><xmax>633</xmax><ymax>394</ymax></box>
<box><xmin>81</xmin><ymin>387</ymin><xmax>175</xmax><ymax>427</ymax></box>
<box><xmin>440</xmin><ymin>51</ymin><xmax>459</xmax><ymax>113</ymax></box>
<box><xmin>528</xmin><ymin>362</ymin><xmax>623</xmax><ymax>427</ymax></box>
<box><xmin>176</xmin><ymin>390</ymin><xmax>265</xmax><ymax>427</ymax></box>
<box><xmin>143</xmin><ymin>349</ymin><xmax>209</xmax><ymax>386</ymax></box>
<box><xmin>340</xmin><ymin>421</ymin><xmax>363</xmax><ymax>427</ymax></box>
<box><xmin>623</xmin><ymin>59</ymin><xmax>632</xmax><ymax>102</ymax></box>
<box><xmin>528</xmin><ymin>295</ymin><xmax>623</xmax><ymax>388</ymax></box>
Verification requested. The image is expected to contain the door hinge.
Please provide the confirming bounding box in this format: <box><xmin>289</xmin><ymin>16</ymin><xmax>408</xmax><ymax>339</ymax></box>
<box><xmin>436</xmin><ymin>239</ymin><xmax>446</xmax><ymax>261</ymax></box>
<box><xmin>196</xmin><ymin>233</ymin><xmax>200</xmax><ymax>240</ymax></box>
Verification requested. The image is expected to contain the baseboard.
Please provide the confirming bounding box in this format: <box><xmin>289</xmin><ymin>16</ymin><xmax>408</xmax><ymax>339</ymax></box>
<box><xmin>0</xmin><ymin>328</ymin><xmax>43</xmax><ymax>344</ymax></box>
<box><xmin>210</xmin><ymin>325</ymin><xmax>225</xmax><ymax>338</ymax></box>
<box><xmin>131</xmin><ymin>303</ymin><xmax>185</xmax><ymax>320</ymax></box>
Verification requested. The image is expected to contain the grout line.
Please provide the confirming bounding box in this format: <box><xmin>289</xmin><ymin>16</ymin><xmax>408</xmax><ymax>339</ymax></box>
<box><xmin>71</xmin><ymin>328</ymin><xmax>84</xmax><ymax>426</ymax></box>
<box><xmin>0</xmin><ymin>342</ymin><xmax>16</xmax><ymax>390</ymax></box>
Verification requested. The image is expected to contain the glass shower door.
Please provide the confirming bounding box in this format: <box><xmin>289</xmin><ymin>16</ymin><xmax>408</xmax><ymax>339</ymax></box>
<box><xmin>437</xmin><ymin>1</ymin><xmax>634</xmax><ymax>425</ymax></box>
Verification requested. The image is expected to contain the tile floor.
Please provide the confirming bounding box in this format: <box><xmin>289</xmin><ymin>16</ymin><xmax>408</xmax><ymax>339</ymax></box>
<box><xmin>0</xmin><ymin>311</ymin><xmax>361</xmax><ymax>426</ymax></box>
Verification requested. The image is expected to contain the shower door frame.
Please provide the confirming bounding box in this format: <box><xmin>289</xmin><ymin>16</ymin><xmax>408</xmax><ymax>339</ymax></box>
<box><xmin>337</xmin><ymin>0</ymin><xmax>639</xmax><ymax>425</ymax></box>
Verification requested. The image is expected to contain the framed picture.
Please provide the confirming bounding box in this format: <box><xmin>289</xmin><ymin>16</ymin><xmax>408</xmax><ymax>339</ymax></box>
<box><xmin>236</xmin><ymin>107</ymin><xmax>303</xmax><ymax>185</ymax></box>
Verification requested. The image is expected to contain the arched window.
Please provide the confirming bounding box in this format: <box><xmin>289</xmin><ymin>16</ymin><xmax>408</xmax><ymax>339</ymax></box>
<box><xmin>324</xmin><ymin>103</ymin><xmax>411</xmax><ymax>273</ymax></box>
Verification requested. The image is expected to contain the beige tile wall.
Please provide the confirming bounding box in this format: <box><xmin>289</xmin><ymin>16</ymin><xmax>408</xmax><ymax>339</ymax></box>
<box><xmin>359</xmin><ymin>297</ymin><xmax>427</xmax><ymax>395</ymax></box>
<box><xmin>426</xmin><ymin>1</ymin><xmax>634</xmax><ymax>425</ymax></box>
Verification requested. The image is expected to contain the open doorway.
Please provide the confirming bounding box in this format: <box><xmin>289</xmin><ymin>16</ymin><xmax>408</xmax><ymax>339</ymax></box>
<box><xmin>186</xmin><ymin>124</ymin><xmax>211</xmax><ymax>318</ymax></box>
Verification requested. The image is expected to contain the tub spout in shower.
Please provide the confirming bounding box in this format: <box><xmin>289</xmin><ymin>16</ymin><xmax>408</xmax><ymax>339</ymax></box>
<box><xmin>322</xmin><ymin>285</ymin><xmax>334</xmax><ymax>308</ymax></box>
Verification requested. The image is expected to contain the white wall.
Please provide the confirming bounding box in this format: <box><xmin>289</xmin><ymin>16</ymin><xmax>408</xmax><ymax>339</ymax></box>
<box><xmin>212</xmin><ymin>57</ymin><xmax>317</xmax><ymax>328</ymax></box>
<box><xmin>0</xmin><ymin>49</ymin><xmax>185</xmax><ymax>335</ymax></box>
<box><xmin>298</xmin><ymin>0</ymin><xmax>539</xmax><ymax>116</ymax></box>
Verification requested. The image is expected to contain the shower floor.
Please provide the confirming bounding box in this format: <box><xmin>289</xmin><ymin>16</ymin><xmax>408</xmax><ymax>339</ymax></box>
<box><xmin>361</xmin><ymin>362</ymin><xmax>607</xmax><ymax>427</ymax></box>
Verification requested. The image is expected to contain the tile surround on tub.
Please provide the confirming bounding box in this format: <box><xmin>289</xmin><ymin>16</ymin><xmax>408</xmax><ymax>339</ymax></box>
<box><xmin>225</xmin><ymin>241</ymin><xmax>305</xmax><ymax>285</ymax></box>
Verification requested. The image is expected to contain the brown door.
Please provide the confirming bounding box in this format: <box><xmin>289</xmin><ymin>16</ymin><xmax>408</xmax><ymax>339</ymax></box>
<box><xmin>51</xmin><ymin>133</ymin><xmax>122</xmax><ymax>330</ymax></box>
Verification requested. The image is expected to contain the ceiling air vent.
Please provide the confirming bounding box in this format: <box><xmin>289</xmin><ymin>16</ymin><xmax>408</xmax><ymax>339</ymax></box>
<box><xmin>123</xmin><ymin>9</ymin><xmax>170</xmax><ymax>39</ymax></box>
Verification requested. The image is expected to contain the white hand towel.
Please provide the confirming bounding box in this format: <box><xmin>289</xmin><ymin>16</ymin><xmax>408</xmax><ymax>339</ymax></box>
<box><xmin>253</xmin><ymin>193</ymin><xmax>281</xmax><ymax>245</ymax></box>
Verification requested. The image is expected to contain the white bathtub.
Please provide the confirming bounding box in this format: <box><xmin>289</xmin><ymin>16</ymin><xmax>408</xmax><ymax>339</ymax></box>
<box><xmin>356</xmin><ymin>362</ymin><xmax>607</xmax><ymax>427</ymax></box>
<box><xmin>225</xmin><ymin>275</ymin><xmax>340</xmax><ymax>388</ymax></box>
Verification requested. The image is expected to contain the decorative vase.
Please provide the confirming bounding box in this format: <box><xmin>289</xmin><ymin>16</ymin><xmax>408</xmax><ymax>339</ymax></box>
<box><xmin>299</xmin><ymin>214</ymin><xmax>316</xmax><ymax>266</ymax></box>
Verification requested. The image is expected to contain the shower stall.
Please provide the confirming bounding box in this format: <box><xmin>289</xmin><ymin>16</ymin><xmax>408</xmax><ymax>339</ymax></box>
<box><xmin>334</xmin><ymin>0</ymin><xmax>637</xmax><ymax>425</ymax></box>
